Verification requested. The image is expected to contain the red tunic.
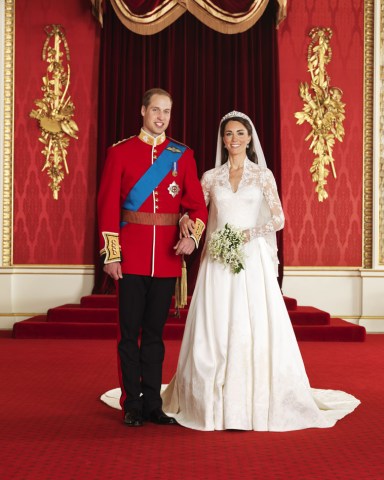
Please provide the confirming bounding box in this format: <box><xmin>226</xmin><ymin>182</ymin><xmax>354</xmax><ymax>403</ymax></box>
<box><xmin>98</xmin><ymin>130</ymin><xmax>208</xmax><ymax>277</ymax></box>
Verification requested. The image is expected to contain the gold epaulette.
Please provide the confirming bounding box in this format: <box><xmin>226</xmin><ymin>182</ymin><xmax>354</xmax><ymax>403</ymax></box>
<box><xmin>190</xmin><ymin>218</ymin><xmax>205</xmax><ymax>248</ymax></box>
<box><xmin>100</xmin><ymin>232</ymin><xmax>121</xmax><ymax>263</ymax></box>
<box><xmin>167</xmin><ymin>136</ymin><xmax>189</xmax><ymax>150</ymax></box>
<box><xmin>112</xmin><ymin>136</ymin><xmax>135</xmax><ymax>147</ymax></box>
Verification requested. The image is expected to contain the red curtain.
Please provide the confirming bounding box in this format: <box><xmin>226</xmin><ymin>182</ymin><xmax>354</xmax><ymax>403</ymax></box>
<box><xmin>94</xmin><ymin>0</ymin><xmax>283</xmax><ymax>292</ymax></box>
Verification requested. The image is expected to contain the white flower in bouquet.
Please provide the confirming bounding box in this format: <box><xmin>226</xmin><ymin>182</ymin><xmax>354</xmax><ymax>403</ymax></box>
<box><xmin>208</xmin><ymin>223</ymin><xmax>246</xmax><ymax>274</ymax></box>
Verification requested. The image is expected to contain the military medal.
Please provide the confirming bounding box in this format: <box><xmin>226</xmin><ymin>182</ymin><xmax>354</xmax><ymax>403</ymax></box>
<box><xmin>168</xmin><ymin>181</ymin><xmax>180</xmax><ymax>198</ymax></box>
<box><xmin>172</xmin><ymin>161</ymin><xmax>178</xmax><ymax>177</ymax></box>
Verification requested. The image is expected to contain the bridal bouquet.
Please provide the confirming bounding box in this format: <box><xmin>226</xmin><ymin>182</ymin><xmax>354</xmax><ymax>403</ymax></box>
<box><xmin>208</xmin><ymin>223</ymin><xmax>246</xmax><ymax>274</ymax></box>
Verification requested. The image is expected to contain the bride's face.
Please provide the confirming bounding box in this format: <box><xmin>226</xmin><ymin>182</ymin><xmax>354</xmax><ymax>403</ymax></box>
<box><xmin>222</xmin><ymin>120</ymin><xmax>251</xmax><ymax>157</ymax></box>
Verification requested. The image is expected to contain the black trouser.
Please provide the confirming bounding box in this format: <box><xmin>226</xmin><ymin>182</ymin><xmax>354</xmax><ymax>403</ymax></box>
<box><xmin>118</xmin><ymin>274</ymin><xmax>176</xmax><ymax>415</ymax></box>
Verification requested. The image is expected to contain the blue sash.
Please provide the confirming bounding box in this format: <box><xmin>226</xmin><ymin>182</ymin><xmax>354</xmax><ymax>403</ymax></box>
<box><xmin>121</xmin><ymin>140</ymin><xmax>186</xmax><ymax>225</ymax></box>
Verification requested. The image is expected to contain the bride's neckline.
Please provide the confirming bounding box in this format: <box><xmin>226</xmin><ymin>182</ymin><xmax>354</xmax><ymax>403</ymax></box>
<box><xmin>227</xmin><ymin>158</ymin><xmax>247</xmax><ymax>193</ymax></box>
<box><xmin>227</xmin><ymin>156</ymin><xmax>248</xmax><ymax>170</ymax></box>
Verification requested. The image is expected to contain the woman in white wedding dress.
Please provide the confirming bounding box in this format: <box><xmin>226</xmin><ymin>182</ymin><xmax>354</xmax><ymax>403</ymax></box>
<box><xmin>101</xmin><ymin>111</ymin><xmax>360</xmax><ymax>431</ymax></box>
<box><xmin>161</xmin><ymin>111</ymin><xmax>360</xmax><ymax>431</ymax></box>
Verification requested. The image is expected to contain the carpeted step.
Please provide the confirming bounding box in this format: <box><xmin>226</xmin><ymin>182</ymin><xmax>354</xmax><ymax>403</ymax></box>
<box><xmin>167</xmin><ymin>308</ymin><xmax>188</xmax><ymax>322</ymax></box>
<box><xmin>48</xmin><ymin>304</ymin><xmax>187</xmax><ymax>324</ymax></box>
<box><xmin>12</xmin><ymin>316</ymin><xmax>187</xmax><ymax>340</ymax></box>
<box><xmin>283</xmin><ymin>296</ymin><xmax>297</xmax><ymax>310</ymax></box>
<box><xmin>81</xmin><ymin>294</ymin><xmax>194</xmax><ymax>309</ymax></box>
<box><xmin>289</xmin><ymin>306</ymin><xmax>330</xmax><ymax>325</ymax></box>
<box><xmin>80</xmin><ymin>294</ymin><xmax>117</xmax><ymax>308</ymax></box>
<box><xmin>81</xmin><ymin>294</ymin><xmax>183</xmax><ymax>309</ymax></box>
<box><xmin>80</xmin><ymin>294</ymin><xmax>298</xmax><ymax>310</ymax></box>
<box><xmin>47</xmin><ymin>305</ymin><xmax>117</xmax><ymax>323</ymax></box>
<box><xmin>12</xmin><ymin>316</ymin><xmax>117</xmax><ymax>339</ymax></box>
<box><xmin>168</xmin><ymin>305</ymin><xmax>313</xmax><ymax>324</ymax></box>
<box><xmin>12</xmin><ymin>316</ymin><xmax>365</xmax><ymax>341</ymax></box>
<box><xmin>294</xmin><ymin>318</ymin><xmax>366</xmax><ymax>342</ymax></box>
<box><xmin>12</xmin><ymin>294</ymin><xmax>365</xmax><ymax>341</ymax></box>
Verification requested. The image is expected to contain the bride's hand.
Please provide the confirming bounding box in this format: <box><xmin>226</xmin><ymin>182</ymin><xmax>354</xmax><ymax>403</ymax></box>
<box><xmin>242</xmin><ymin>229</ymin><xmax>251</xmax><ymax>243</ymax></box>
<box><xmin>179</xmin><ymin>215</ymin><xmax>195</xmax><ymax>239</ymax></box>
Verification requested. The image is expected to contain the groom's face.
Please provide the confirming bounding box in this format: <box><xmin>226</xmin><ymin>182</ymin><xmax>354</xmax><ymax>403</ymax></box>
<box><xmin>141</xmin><ymin>94</ymin><xmax>172</xmax><ymax>138</ymax></box>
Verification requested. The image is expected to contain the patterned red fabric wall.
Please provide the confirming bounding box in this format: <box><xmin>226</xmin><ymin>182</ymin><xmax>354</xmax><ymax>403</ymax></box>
<box><xmin>12</xmin><ymin>0</ymin><xmax>363</xmax><ymax>267</ymax></box>
<box><xmin>13</xmin><ymin>0</ymin><xmax>100</xmax><ymax>265</ymax></box>
<box><xmin>278</xmin><ymin>0</ymin><xmax>363</xmax><ymax>266</ymax></box>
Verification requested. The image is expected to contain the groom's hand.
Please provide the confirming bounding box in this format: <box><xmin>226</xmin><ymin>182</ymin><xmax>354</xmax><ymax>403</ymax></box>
<box><xmin>174</xmin><ymin>237</ymin><xmax>195</xmax><ymax>255</ymax></box>
<box><xmin>103</xmin><ymin>262</ymin><xmax>123</xmax><ymax>280</ymax></box>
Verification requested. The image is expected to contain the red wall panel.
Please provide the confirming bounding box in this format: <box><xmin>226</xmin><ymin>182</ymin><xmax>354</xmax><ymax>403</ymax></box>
<box><xmin>12</xmin><ymin>0</ymin><xmax>364</xmax><ymax>267</ymax></box>
<box><xmin>13</xmin><ymin>0</ymin><xmax>100</xmax><ymax>265</ymax></box>
<box><xmin>278</xmin><ymin>0</ymin><xmax>363</xmax><ymax>266</ymax></box>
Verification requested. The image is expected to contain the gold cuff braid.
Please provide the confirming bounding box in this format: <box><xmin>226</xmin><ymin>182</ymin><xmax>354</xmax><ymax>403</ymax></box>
<box><xmin>190</xmin><ymin>218</ymin><xmax>205</xmax><ymax>248</ymax></box>
<box><xmin>100</xmin><ymin>232</ymin><xmax>121</xmax><ymax>263</ymax></box>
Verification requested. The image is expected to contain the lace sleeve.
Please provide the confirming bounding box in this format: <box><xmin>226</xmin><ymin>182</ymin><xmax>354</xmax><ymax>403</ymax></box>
<box><xmin>200</xmin><ymin>170</ymin><xmax>212</xmax><ymax>207</ymax></box>
<box><xmin>248</xmin><ymin>169</ymin><xmax>285</xmax><ymax>240</ymax></box>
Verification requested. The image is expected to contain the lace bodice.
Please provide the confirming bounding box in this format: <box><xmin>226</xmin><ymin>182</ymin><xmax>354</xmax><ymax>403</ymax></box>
<box><xmin>201</xmin><ymin>159</ymin><xmax>284</xmax><ymax>240</ymax></box>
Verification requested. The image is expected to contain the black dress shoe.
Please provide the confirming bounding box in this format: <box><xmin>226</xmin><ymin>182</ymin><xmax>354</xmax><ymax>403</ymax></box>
<box><xmin>148</xmin><ymin>408</ymin><xmax>178</xmax><ymax>425</ymax></box>
<box><xmin>124</xmin><ymin>408</ymin><xmax>144</xmax><ymax>427</ymax></box>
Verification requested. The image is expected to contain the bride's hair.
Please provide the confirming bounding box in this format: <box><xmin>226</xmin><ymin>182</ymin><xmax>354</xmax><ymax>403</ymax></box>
<box><xmin>219</xmin><ymin>116</ymin><xmax>258</xmax><ymax>165</ymax></box>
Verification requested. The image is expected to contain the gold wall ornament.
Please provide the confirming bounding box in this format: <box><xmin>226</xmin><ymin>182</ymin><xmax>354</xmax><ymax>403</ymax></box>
<box><xmin>30</xmin><ymin>25</ymin><xmax>79</xmax><ymax>200</ymax></box>
<box><xmin>295</xmin><ymin>27</ymin><xmax>345</xmax><ymax>202</ymax></box>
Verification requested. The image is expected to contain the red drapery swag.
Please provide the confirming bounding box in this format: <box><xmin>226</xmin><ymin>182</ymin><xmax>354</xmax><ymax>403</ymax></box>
<box><xmin>93</xmin><ymin>0</ymin><xmax>284</xmax><ymax>292</ymax></box>
<box><xmin>91</xmin><ymin>0</ymin><xmax>287</xmax><ymax>33</ymax></box>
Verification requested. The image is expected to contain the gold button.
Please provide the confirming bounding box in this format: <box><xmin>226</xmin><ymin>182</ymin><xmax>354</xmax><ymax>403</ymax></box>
<box><xmin>155</xmin><ymin>205</ymin><xmax>159</xmax><ymax>210</ymax></box>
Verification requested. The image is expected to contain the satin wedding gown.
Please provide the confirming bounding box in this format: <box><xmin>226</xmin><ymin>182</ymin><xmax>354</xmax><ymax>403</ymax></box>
<box><xmin>101</xmin><ymin>160</ymin><xmax>360</xmax><ymax>431</ymax></box>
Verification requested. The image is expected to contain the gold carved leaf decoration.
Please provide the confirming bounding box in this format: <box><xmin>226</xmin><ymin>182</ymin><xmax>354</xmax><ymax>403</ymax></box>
<box><xmin>30</xmin><ymin>25</ymin><xmax>79</xmax><ymax>200</ymax></box>
<box><xmin>294</xmin><ymin>27</ymin><xmax>345</xmax><ymax>202</ymax></box>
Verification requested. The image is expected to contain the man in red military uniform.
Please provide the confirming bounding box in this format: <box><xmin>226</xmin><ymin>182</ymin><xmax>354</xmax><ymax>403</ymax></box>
<box><xmin>98</xmin><ymin>88</ymin><xmax>208</xmax><ymax>426</ymax></box>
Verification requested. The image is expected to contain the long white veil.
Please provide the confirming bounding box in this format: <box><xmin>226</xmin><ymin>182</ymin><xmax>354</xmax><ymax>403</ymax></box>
<box><xmin>215</xmin><ymin>111</ymin><xmax>279</xmax><ymax>275</ymax></box>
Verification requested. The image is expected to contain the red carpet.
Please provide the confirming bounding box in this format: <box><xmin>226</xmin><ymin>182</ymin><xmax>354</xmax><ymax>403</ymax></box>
<box><xmin>0</xmin><ymin>336</ymin><xmax>382</xmax><ymax>479</ymax></box>
<box><xmin>12</xmin><ymin>294</ymin><xmax>366</xmax><ymax>341</ymax></box>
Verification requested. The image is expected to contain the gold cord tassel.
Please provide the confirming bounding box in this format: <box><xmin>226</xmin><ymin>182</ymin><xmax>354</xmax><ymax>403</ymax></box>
<box><xmin>175</xmin><ymin>257</ymin><xmax>188</xmax><ymax>312</ymax></box>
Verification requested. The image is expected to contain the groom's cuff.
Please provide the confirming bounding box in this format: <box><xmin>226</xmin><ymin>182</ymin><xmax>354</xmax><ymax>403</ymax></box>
<box><xmin>190</xmin><ymin>218</ymin><xmax>205</xmax><ymax>248</ymax></box>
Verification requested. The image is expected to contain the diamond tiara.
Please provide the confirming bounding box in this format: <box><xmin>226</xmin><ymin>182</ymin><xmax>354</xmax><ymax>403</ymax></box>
<box><xmin>220</xmin><ymin>110</ymin><xmax>252</xmax><ymax>124</ymax></box>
